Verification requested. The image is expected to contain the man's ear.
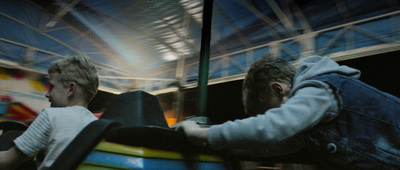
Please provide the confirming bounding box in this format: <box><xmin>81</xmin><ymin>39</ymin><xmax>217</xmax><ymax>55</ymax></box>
<box><xmin>270</xmin><ymin>82</ymin><xmax>284</xmax><ymax>97</ymax></box>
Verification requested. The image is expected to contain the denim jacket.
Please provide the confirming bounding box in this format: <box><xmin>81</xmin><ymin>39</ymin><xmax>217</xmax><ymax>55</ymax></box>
<box><xmin>307</xmin><ymin>73</ymin><xmax>400</xmax><ymax>169</ymax></box>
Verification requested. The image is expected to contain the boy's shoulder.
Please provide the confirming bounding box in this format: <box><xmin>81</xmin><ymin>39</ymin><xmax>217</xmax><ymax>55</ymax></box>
<box><xmin>41</xmin><ymin>106</ymin><xmax>95</xmax><ymax>124</ymax></box>
<box><xmin>42</xmin><ymin>106</ymin><xmax>90</xmax><ymax>115</ymax></box>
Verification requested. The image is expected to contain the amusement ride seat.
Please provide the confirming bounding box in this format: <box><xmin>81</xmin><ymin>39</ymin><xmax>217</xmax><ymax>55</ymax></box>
<box><xmin>51</xmin><ymin>90</ymin><xmax>229</xmax><ymax>169</ymax></box>
<box><xmin>0</xmin><ymin>121</ymin><xmax>37</xmax><ymax>170</ymax></box>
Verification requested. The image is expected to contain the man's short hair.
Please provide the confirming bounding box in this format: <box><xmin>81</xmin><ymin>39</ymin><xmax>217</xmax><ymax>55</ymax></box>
<box><xmin>48</xmin><ymin>56</ymin><xmax>99</xmax><ymax>102</ymax></box>
<box><xmin>242</xmin><ymin>55</ymin><xmax>296</xmax><ymax>115</ymax></box>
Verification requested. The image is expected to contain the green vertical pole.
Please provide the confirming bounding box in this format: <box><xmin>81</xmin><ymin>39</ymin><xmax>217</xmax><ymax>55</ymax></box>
<box><xmin>197</xmin><ymin>0</ymin><xmax>214</xmax><ymax>116</ymax></box>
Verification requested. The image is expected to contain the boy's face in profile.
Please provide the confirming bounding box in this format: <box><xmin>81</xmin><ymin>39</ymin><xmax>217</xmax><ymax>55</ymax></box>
<box><xmin>45</xmin><ymin>73</ymin><xmax>70</xmax><ymax>107</ymax></box>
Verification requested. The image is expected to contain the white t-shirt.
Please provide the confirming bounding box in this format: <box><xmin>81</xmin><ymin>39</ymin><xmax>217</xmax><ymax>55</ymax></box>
<box><xmin>14</xmin><ymin>106</ymin><xmax>98</xmax><ymax>169</ymax></box>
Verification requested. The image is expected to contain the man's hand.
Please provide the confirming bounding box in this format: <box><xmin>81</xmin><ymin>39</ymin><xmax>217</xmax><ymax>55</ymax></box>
<box><xmin>175</xmin><ymin>120</ymin><xmax>210</xmax><ymax>147</ymax></box>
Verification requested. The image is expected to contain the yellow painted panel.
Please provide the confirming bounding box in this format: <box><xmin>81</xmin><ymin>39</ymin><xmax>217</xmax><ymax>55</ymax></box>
<box><xmin>95</xmin><ymin>140</ymin><xmax>224</xmax><ymax>162</ymax></box>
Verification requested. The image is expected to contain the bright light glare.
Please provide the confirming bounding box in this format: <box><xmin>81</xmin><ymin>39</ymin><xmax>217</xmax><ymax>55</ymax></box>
<box><xmin>162</xmin><ymin>52</ymin><xmax>178</xmax><ymax>61</ymax></box>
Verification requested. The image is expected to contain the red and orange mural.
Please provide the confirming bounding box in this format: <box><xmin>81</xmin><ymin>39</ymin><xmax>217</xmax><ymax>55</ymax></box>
<box><xmin>0</xmin><ymin>67</ymin><xmax>49</xmax><ymax>124</ymax></box>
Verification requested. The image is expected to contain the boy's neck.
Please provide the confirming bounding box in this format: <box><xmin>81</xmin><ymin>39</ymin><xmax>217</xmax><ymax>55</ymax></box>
<box><xmin>66</xmin><ymin>100</ymin><xmax>88</xmax><ymax>108</ymax></box>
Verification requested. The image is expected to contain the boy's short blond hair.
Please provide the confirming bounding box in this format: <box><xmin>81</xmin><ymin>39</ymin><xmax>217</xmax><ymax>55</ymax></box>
<box><xmin>48</xmin><ymin>56</ymin><xmax>99</xmax><ymax>102</ymax></box>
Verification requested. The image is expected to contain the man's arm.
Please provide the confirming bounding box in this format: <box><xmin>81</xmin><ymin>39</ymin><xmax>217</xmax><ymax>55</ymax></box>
<box><xmin>0</xmin><ymin>146</ymin><xmax>31</xmax><ymax>170</ymax></box>
<box><xmin>175</xmin><ymin>121</ymin><xmax>209</xmax><ymax>147</ymax></box>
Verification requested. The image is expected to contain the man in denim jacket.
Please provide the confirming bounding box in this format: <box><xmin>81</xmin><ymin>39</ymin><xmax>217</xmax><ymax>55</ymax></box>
<box><xmin>177</xmin><ymin>55</ymin><xmax>400</xmax><ymax>169</ymax></box>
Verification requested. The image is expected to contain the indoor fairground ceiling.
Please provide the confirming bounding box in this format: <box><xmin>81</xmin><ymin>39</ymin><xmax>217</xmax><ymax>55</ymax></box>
<box><xmin>1</xmin><ymin>0</ymin><xmax>400</xmax><ymax>95</ymax></box>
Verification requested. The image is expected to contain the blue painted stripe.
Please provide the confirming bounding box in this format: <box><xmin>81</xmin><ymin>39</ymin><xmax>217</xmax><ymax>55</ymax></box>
<box><xmin>83</xmin><ymin>151</ymin><xmax>227</xmax><ymax>170</ymax></box>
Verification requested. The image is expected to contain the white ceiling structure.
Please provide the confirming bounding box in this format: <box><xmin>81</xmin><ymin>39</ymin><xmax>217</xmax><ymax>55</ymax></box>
<box><xmin>1</xmin><ymin>0</ymin><xmax>400</xmax><ymax>95</ymax></box>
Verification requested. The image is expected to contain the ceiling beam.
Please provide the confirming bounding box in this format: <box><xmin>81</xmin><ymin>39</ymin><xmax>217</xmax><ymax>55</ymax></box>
<box><xmin>289</xmin><ymin>0</ymin><xmax>312</xmax><ymax>31</ymax></box>
<box><xmin>90</xmin><ymin>0</ymin><xmax>184</xmax><ymax>69</ymax></box>
<box><xmin>335</xmin><ymin>0</ymin><xmax>352</xmax><ymax>23</ymax></box>
<box><xmin>100</xmin><ymin>75</ymin><xmax>176</xmax><ymax>81</ymax></box>
<box><xmin>0</xmin><ymin>10</ymin><xmax>132</xmax><ymax>77</ymax></box>
<box><xmin>45</xmin><ymin>0</ymin><xmax>82</xmax><ymax>27</ymax></box>
<box><xmin>184</xmin><ymin>9</ymin><xmax>400</xmax><ymax>67</ymax></box>
<box><xmin>73</xmin><ymin>0</ymin><xmax>149</xmax><ymax>72</ymax></box>
<box><xmin>0</xmin><ymin>9</ymin><xmax>140</xmax><ymax>92</ymax></box>
<box><xmin>236</xmin><ymin>0</ymin><xmax>281</xmax><ymax>40</ymax></box>
<box><xmin>266</xmin><ymin>0</ymin><xmax>297</xmax><ymax>35</ymax></box>
<box><xmin>214</xmin><ymin>5</ymin><xmax>253</xmax><ymax>48</ymax></box>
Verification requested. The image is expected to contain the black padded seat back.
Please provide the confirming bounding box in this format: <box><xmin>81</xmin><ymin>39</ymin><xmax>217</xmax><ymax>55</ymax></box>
<box><xmin>0</xmin><ymin>121</ymin><xmax>28</xmax><ymax>132</ymax></box>
<box><xmin>100</xmin><ymin>90</ymin><xmax>169</xmax><ymax>128</ymax></box>
<box><xmin>50</xmin><ymin>119</ymin><xmax>120</xmax><ymax>170</ymax></box>
<box><xmin>0</xmin><ymin>121</ymin><xmax>36</xmax><ymax>170</ymax></box>
<box><xmin>0</xmin><ymin>130</ymin><xmax>24</xmax><ymax>151</ymax></box>
<box><xmin>0</xmin><ymin>121</ymin><xmax>28</xmax><ymax>151</ymax></box>
<box><xmin>106</xmin><ymin>126</ymin><xmax>193</xmax><ymax>151</ymax></box>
